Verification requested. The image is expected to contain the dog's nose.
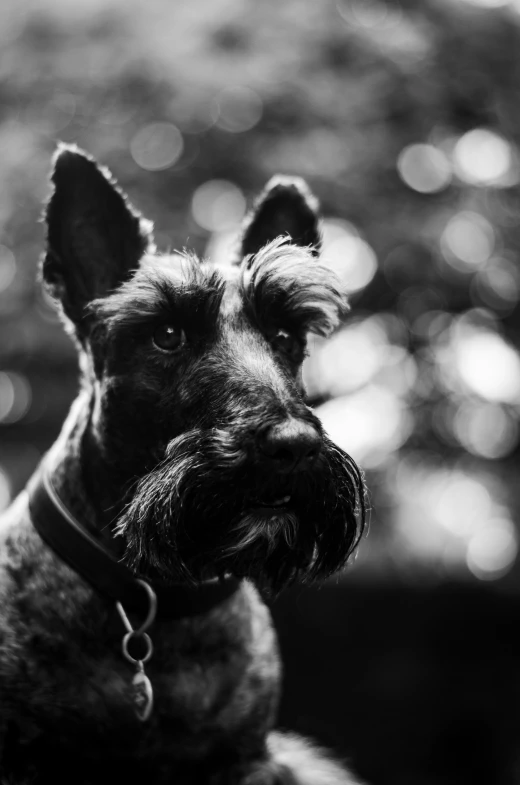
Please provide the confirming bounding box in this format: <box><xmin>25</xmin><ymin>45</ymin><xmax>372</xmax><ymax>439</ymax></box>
<box><xmin>256</xmin><ymin>419</ymin><xmax>321</xmax><ymax>472</ymax></box>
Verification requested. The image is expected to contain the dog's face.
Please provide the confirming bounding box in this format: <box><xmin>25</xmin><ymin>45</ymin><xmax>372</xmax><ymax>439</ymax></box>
<box><xmin>43</xmin><ymin>145</ymin><xmax>365</xmax><ymax>592</ymax></box>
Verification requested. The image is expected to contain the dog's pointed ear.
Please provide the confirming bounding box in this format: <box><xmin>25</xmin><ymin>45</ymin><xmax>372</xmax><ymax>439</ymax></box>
<box><xmin>42</xmin><ymin>144</ymin><xmax>154</xmax><ymax>334</ymax></box>
<box><xmin>238</xmin><ymin>175</ymin><xmax>321</xmax><ymax>263</ymax></box>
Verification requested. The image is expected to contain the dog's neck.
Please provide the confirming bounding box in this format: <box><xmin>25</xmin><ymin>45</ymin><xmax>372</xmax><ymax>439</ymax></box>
<box><xmin>45</xmin><ymin>388</ymin><xmax>127</xmax><ymax>556</ymax></box>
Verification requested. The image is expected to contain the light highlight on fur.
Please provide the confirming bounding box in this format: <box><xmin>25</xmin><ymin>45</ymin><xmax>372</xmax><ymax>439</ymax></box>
<box><xmin>268</xmin><ymin>731</ymin><xmax>365</xmax><ymax>784</ymax></box>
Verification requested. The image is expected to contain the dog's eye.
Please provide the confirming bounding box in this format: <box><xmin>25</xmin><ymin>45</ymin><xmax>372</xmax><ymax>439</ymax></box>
<box><xmin>153</xmin><ymin>324</ymin><xmax>186</xmax><ymax>353</ymax></box>
<box><xmin>272</xmin><ymin>329</ymin><xmax>304</xmax><ymax>362</ymax></box>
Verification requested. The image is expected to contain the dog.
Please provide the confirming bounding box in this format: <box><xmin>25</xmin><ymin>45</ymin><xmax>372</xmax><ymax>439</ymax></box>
<box><xmin>0</xmin><ymin>145</ymin><xmax>366</xmax><ymax>784</ymax></box>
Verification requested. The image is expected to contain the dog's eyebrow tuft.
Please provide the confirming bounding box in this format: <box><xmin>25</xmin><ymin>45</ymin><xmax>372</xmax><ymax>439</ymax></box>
<box><xmin>90</xmin><ymin>253</ymin><xmax>225</xmax><ymax>334</ymax></box>
<box><xmin>240</xmin><ymin>238</ymin><xmax>348</xmax><ymax>336</ymax></box>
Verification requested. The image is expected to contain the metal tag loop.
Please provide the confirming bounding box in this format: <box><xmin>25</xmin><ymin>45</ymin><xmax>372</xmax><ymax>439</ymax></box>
<box><xmin>115</xmin><ymin>579</ymin><xmax>157</xmax><ymax>722</ymax></box>
<box><xmin>122</xmin><ymin>631</ymin><xmax>153</xmax><ymax>665</ymax></box>
<box><xmin>116</xmin><ymin>579</ymin><xmax>157</xmax><ymax>635</ymax></box>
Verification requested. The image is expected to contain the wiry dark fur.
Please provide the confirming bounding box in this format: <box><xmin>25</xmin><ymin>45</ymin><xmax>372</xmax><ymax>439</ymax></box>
<box><xmin>241</xmin><ymin>238</ymin><xmax>347</xmax><ymax>337</ymax></box>
<box><xmin>92</xmin><ymin>256</ymin><xmax>226</xmax><ymax>336</ymax></box>
<box><xmin>115</xmin><ymin>425</ymin><xmax>363</xmax><ymax>593</ymax></box>
<box><xmin>94</xmin><ymin>240</ymin><xmax>364</xmax><ymax>593</ymax></box>
<box><xmin>0</xmin><ymin>145</ymin><xmax>367</xmax><ymax>784</ymax></box>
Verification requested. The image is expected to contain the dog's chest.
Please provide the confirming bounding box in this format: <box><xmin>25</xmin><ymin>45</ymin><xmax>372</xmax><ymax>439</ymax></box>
<box><xmin>0</xmin><ymin>511</ymin><xmax>281</xmax><ymax>767</ymax></box>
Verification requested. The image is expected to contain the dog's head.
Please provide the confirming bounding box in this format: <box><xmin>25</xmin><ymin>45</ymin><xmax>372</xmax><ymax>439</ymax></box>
<box><xmin>42</xmin><ymin>145</ymin><xmax>366</xmax><ymax>592</ymax></box>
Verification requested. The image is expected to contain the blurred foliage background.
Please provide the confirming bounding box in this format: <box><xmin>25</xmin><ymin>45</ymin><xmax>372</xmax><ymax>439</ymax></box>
<box><xmin>2</xmin><ymin>0</ymin><xmax>520</xmax><ymax>782</ymax></box>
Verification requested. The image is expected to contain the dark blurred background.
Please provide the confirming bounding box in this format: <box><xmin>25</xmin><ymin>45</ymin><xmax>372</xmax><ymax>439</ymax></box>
<box><xmin>2</xmin><ymin>0</ymin><xmax>520</xmax><ymax>782</ymax></box>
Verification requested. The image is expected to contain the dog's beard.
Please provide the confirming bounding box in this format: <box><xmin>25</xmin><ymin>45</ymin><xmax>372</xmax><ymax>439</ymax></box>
<box><xmin>115</xmin><ymin>429</ymin><xmax>366</xmax><ymax>593</ymax></box>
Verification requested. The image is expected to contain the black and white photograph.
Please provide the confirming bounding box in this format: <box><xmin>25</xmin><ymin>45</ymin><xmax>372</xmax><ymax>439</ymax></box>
<box><xmin>0</xmin><ymin>1</ymin><xmax>519</xmax><ymax>783</ymax></box>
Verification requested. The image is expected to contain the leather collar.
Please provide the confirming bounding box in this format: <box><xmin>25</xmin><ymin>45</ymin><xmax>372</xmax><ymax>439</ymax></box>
<box><xmin>27</xmin><ymin>465</ymin><xmax>240</xmax><ymax>621</ymax></box>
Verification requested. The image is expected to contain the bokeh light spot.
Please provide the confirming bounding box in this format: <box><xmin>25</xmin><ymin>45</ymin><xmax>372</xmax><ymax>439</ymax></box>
<box><xmin>435</xmin><ymin>475</ymin><xmax>492</xmax><ymax>537</ymax></box>
<box><xmin>455</xmin><ymin>330</ymin><xmax>520</xmax><ymax>403</ymax></box>
<box><xmin>474</xmin><ymin>257</ymin><xmax>520</xmax><ymax>310</ymax></box>
<box><xmin>397</xmin><ymin>143</ymin><xmax>452</xmax><ymax>193</ymax></box>
<box><xmin>305</xmin><ymin>313</ymin><xmax>415</xmax><ymax>401</ymax></box>
<box><xmin>0</xmin><ymin>371</ymin><xmax>31</xmax><ymax>424</ymax></box>
<box><xmin>454</xmin><ymin>128</ymin><xmax>513</xmax><ymax>186</ymax></box>
<box><xmin>192</xmin><ymin>180</ymin><xmax>246</xmax><ymax>232</ymax></box>
<box><xmin>454</xmin><ymin>401</ymin><xmax>518</xmax><ymax>459</ymax></box>
<box><xmin>213</xmin><ymin>86</ymin><xmax>263</xmax><ymax>133</ymax></box>
<box><xmin>322</xmin><ymin>219</ymin><xmax>377</xmax><ymax>293</ymax></box>
<box><xmin>441</xmin><ymin>211</ymin><xmax>494</xmax><ymax>270</ymax></box>
<box><xmin>130</xmin><ymin>122</ymin><xmax>184</xmax><ymax>171</ymax></box>
<box><xmin>467</xmin><ymin>522</ymin><xmax>518</xmax><ymax>580</ymax></box>
<box><xmin>308</xmin><ymin>322</ymin><xmax>385</xmax><ymax>397</ymax></box>
<box><xmin>392</xmin><ymin>462</ymin><xmax>517</xmax><ymax>580</ymax></box>
<box><xmin>317</xmin><ymin>384</ymin><xmax>411</xmax><ymax>468</ymax></box>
